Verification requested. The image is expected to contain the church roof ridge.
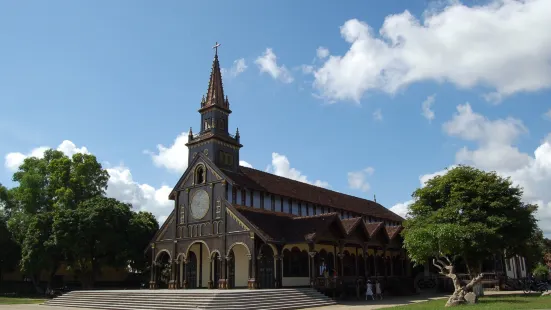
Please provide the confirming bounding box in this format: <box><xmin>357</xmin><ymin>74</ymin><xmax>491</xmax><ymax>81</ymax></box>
<box><xmin>237</xmin><ymin>165</ymin><xmax>404</xmax><ymax>222</ymax></box>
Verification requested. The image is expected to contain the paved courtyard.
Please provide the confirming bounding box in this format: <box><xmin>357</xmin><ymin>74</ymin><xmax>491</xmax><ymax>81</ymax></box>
<box><xmin>0</xmin><ymin>290</ymin><xmax>533</xmax><ymax>310</ymax></box>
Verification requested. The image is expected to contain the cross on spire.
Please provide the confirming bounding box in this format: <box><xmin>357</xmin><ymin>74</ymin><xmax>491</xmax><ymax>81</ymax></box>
<box><xmin>213</xmin><ymin>42</ymin><xmax>221</xmax><ymax>56</ymax></box>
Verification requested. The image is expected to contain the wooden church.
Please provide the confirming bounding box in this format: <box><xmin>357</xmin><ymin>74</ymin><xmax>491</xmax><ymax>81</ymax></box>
<box><xmin>146</xmin><ymin>44</ymin><xmax>410</xmax><ymax>294</ymax></box>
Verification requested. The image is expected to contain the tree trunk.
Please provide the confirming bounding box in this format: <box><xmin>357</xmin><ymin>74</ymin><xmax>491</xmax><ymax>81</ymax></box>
<box><xmin>30</xmin><ymin>273</ymin><xmax>44</xmax><ymax>295</ymax></box>
<box><xmin>467</xmin><ymin>261</ymin><xmax>484</xmax><ymax>297</ymax></box>
<box><xmin>433</xmin><ymin>256</ymin><xmax>484</xmax><ymax>307</ymax></box>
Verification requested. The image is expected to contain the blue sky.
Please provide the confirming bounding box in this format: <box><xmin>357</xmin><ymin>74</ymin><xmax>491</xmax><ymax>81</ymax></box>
<box><xmin>1</xmin><ymin>0</ymin><xmax>551</xmax><ymax>236</ymax></box>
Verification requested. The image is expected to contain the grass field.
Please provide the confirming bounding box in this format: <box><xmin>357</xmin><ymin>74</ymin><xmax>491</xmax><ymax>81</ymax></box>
<box><xmin>391</xmin><ymin>293</ymin><xmax>550</xmax><ymax>309</ymax></box>
<box><xmin>0</xmin><ymin>297</ymin><xmax>46</xmax><ymax>305</ymax></box>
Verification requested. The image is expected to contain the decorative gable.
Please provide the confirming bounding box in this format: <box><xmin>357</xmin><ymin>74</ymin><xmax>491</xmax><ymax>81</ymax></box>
<box><xmin>226</xmin><ymin>207</ymin><xmax>250</xmax><ymax>233</ymax></box>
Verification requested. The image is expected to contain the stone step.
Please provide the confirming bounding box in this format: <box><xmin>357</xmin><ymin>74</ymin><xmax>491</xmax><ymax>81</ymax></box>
<box><xmin>43</xmin><ymin>288</ymin><xmax>336</xmax><ymax>310</ymax></box>
<box><xmin>44</xmin><ymin>300</ymin><xmax>333</xmax><ymax>310</ymax></box>
<box><xmin>46</xmin><ymin>296</ymin><xmax>329</xmax><ymax>305</ymax></box>
<box><xmin>49</xmin><ymin>293</ymin><xmax>327</xmax><ymax>302</ymax></box>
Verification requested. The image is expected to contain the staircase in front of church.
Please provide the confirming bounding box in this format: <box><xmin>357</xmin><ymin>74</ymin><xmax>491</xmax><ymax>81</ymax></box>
<box><xmin>42</xmin><ymin>288</ymin><xmax>336</xmax><ymax>310</ymax></box>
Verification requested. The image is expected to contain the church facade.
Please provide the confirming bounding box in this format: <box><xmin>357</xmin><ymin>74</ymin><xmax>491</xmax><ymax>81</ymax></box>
<box><xmin>147</xmin><ymin>47</ymin><xmax>410</xmax><ymax>293</ymax></box>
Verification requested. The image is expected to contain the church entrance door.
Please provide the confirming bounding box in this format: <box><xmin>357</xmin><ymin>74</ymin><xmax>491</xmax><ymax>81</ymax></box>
<box><xmin>187</xmin><ymin>251</ymin><xmax>198</xmax><ymax>289</ymax></box>
<box><xmin>259</xmin><ymin>246</ymin><xmax>275</xmax><ymax>289</ymax></box>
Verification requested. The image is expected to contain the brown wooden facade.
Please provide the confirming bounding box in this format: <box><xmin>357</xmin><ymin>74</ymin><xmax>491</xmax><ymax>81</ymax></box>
<box><xmin>146</xmin><ymin>47</ymin><xmax>410</xmax><ymax>293</ymax></box>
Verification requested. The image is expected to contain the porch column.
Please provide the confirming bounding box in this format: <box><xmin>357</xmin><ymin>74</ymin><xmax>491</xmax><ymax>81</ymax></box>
<box><xmin>247</xmin><ymin>253</ymin><xmax>257</xmax><ymax>289</ymax></box>
<box><xmin>363</xmin><ymin>252</ymin><xmax>368</xmax><ymax>278</ymax></box>
<box><xmin>168</xmin><ymin>259</ymin><xmax>178</xmax><ymax>289</ymax></box>
<box><xmin>373</xmin><ymin>250</ymin><xmax>379</xmax><ymax>278</ymax></box>
<box><xmin>218</xmin><ymin>256</ymin><xmax>226</xmax><ymax>289</ymax></box>
<box><xmin>390</xmin><ymin>253</ymin><xmax>395</xmax><ymax>277</ymax></box>
<box><xmin>354</xmin><ymin>248</ymin><xmax>359</xmax><ymax>277</ymax></box>
<box><xmin>224</xmin><ymin>255</ymin><xmax>231</xmax><ymax>289</ymax></box>
<box><xmin>183</xmin><ymin>258</ymin><xmax>189</xmax><ymax>289</ymax></box>
<box><xmin>149</xmin><ymin>245</ymin><xmax>157</xmax><ymax>289</ymax></box>
<box><xmin>179</xmin><ymin>259</ymin><xmax>184</xmax><ymax>288</ymax></box>
<box><xmin>337</xmin><ymin>252</ymin><xmax>345</xmax><ymax>277</ymax></box>
<box><xmin>274</xmin><ymin>255</ymin><xmax>282</xmax><ymax>288</ymax></box>
<box><xmin>199</xmin><ymin>244</ymin><xmax>203</xmax><ymax>288</ymax></box>
<box><xmin>309</xmin><ymin>251</ymin><xmax>317</xmax><ymax>287</ymax></box>
<box><xmin>208</xmin><ymin>258</ymin><xmax>213</xmax><ymax>289</ymax></box>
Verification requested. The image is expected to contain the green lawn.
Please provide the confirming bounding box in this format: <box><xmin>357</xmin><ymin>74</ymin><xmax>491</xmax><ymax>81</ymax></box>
<box><xmin>0</xmin><ymin>297</ymin><xmax>46</xmax><ymax>305</ymax></box>
<box><xmin>391</xmin><ymin>293</ymin><xmax>551</xmax><ymax>309</ymax></box>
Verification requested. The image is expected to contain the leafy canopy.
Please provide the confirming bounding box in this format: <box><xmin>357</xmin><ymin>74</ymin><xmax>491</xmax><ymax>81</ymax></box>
<box><xmin>6</xmin><ymin>149</ymin><xmax>109</xmax><ymax>283</ymax></box>
<box><xmin>402</xmin><ymin>165</ymin><xmax>539</xmax><ymax>271</ymax></box>
<box><xmin>0</xmin><ymin>184</ymin><xmax>20</xmax><ymax>275</ymax></box>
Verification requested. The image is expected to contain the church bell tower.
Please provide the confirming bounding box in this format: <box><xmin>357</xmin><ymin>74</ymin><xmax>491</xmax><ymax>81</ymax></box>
<box><xmin>186</xmin><ymin>43</ymin><xmax>242</xmax><ymax>172</ymax></box>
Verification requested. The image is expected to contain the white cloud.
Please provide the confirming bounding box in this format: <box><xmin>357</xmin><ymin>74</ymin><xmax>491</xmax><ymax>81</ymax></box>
<box><xmin>105</xmin><ymin>165</ymin><xmax>172</xmax><ymax>223</ymax></box>
<box><xmin>316</xmin><ymin>47</ymin><xmax>330</xmax><ymax>59</ymax></box>
<box><xmin>239</xmin><ymin>160</ymin><xmax>253</xmax><ymax>168</ymax></box>
<box><xmin>443</xmin><ymin>103</ymin><xmax>531</xmax><ymax>171</ymax></box>
<box><xmin>373</xmin><ymin>108</ymin><xmax>383</xmax><ymax>121</ymax></box>
<box><xmin>312</xmin><ymin>0</ymin><xmax>551</xmax><ymax>103</ymax></box>
<box><xmin>390</xmin><ymin>199</ymin><xmax>413</xmax><ymax>219</ymax></box>
<box><xmin>421</xmin><ymin>94</ymin><xmax>436</xmax><ymax>122</ymax></box>
<box><xmin>419</xmin><ymin>166</ymin><xmax>457</xmax><ymax>186</ymax></box>
<box><xmin>5</xmin><ymin>147</ymin><xmax>49</xmax><ymax>171</ymax></box>
<box><xmin>408</xmin><ymin>104</ymin><xmax>551</xmax><ymax>237</ymax></box>
<box><xmin>544</xmin><ymin>109</ymin><xmax>551</xmax><ymax>120</ymax></box>
<box><xmin>230</xmin><ymin>58</ymin><xmax>247</xmax><ymax>77</ymax></box>
<box><xmin>4</xmin><ymin>140</ymin><xmax>90</xmax><ymax>172</ymax></box>
<box><xmin>4</xmin><ymin>141</ymin><xmax>172</xmax><ymax>224</ymax></box>
<box><xmin>255</xmin><ymin>48</ymin><xmax>294</xmax><ymax>83</ymax></box>
<box><xmin>266</xmin><ymin>152</ymin><xmax>329</xmax><ymax>188</ymax></box>
<box><xmin>348</xmin><ymin>167</ymin><xmax>374</xmax><ymax>193</ymax></box>
<box><xmin>145</xmin><ymin>132</ymin><xmax>189</xmax><ymax>174</ymax></box>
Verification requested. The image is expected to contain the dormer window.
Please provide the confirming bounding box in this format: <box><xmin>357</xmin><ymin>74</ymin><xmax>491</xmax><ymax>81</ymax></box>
<box><xmin>195</xmin><ymin>165</ymin><xmax>206</xmax><ymax>184</ymax></box>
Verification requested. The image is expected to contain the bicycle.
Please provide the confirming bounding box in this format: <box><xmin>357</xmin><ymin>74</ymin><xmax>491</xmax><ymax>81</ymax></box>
<box><xmin>523</xmin><ymin>279</ymin><xmax>549</xmax><ymax>294</ymax></box>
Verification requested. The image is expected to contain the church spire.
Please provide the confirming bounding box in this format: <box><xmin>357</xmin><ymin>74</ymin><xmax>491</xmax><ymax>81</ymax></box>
<box><xmin>204</xmin><ymin>42</ymin><xmax>229</xmax><ymax>109</ymax></box>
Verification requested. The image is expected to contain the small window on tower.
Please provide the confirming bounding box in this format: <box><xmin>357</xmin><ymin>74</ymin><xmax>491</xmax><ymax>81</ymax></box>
<box><xmin>195</xmin><ymin>165</ymin><xmax>206</xmax><ymax>184</ymax></box>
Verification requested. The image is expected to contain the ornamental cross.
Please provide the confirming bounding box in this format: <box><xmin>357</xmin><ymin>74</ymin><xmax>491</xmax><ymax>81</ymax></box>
<box><xmin>213</xmin><ymin>42</ymin><xmax>221</xmax><ymax>55</ymax></box>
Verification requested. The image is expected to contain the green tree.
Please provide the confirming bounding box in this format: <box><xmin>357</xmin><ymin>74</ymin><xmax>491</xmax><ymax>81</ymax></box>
<box><xmin>52</xmin><ymin>197</ymin><xmax>159</xmax><ymax>288</ymax></box>
<box><xmin>53</xmin><ymin>197</ymin><xmax>133</xmax><ymax>288</ymax></box>
<box><xmin>0</xmin><ymin>184</ymin><xmax>20</xmax><ymax>285</ymax></box>
<box><xmin>127</xmin><ymin>211</ymin><xmax>159</xmax><ymax>273</ymax></box>
<box><xmin>7</xmin><ymin>149</ymin><xmax>109</xmax><ymax>293</ymax></box>
<box><xmin>402</xmin><ymin>165</ymin><xmax>539</xmax><ymax>306</ymax></box>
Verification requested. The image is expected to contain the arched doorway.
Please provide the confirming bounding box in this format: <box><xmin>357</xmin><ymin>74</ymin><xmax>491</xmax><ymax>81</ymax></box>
<box><xmin>227</xmin><ymin>243</ymin><xmax>250</xmax><ymax>288</ymax></box>
<box><xmin>186</xmin><ymin>251</ymin><xmax>198</xmax><ymax>289</ymax></box>
<box><xmin>258</xmin><ymin>245</ymin><xmax>275</xmax><ymax>289</ymax></box>
<box><xmin>156</xmin><ymin>251</ymin><xmax>171</xmax><ymax>289</ymax></box>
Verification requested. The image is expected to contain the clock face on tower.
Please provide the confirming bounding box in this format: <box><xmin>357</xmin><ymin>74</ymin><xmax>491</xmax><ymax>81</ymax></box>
<box><xmin>190</xmin><ymin>189</ymin><xmax>210</xmax><ymax>220</ymax></box>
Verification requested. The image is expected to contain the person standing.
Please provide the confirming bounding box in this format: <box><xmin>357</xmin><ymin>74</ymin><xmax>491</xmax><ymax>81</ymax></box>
<box><xmin>375</xmin><ymin>279</ymin><xmax>383</xmax><ymax>300</ymax></box>
<box><xmin>365</xmin><ymin>280</ymin><xmax>374</xmax><ymax>301</ymax></box>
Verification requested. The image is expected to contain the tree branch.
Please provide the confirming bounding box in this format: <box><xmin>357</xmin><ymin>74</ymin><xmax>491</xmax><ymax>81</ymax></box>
<box><xmin>432</xmin><ymin>258</ymin><xmax>444</xmax><ymax>273</ymax></box>
<box><xmin>464</xmin><ymin>273</ymin><xmax>484</xmax><ymax>291</ymax></box>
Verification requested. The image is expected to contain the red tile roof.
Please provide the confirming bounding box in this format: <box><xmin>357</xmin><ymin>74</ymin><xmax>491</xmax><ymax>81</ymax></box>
<box><xmin>385</xmin><ymin>225</ymin><xmax>403</xmax><ymax>240</ymax></box>
<box><xmin>233</xmin><ymin>206</ymin><xmax>399</xmax><ymax>243</ymax></box>
<box><xmin>365</xmin><ymin>222</ymin><xmax>385</xmax><ymax>237</ymax></box>
<box><xmin>224</xmin><ymin>166</ymin><xmax>404</xmax><ymax>222</ymax></box>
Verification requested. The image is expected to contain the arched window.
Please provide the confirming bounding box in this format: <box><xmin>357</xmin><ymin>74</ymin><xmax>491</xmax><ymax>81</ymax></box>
<box><xmin>195</xmin><ymin>165</ymin><xmax>206</xmax><ymax>184</ymax></box>
<box><xmin>283</xmin><ymin>247</ymin><xmax>309</xmax><ymax>277</ymax></box>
